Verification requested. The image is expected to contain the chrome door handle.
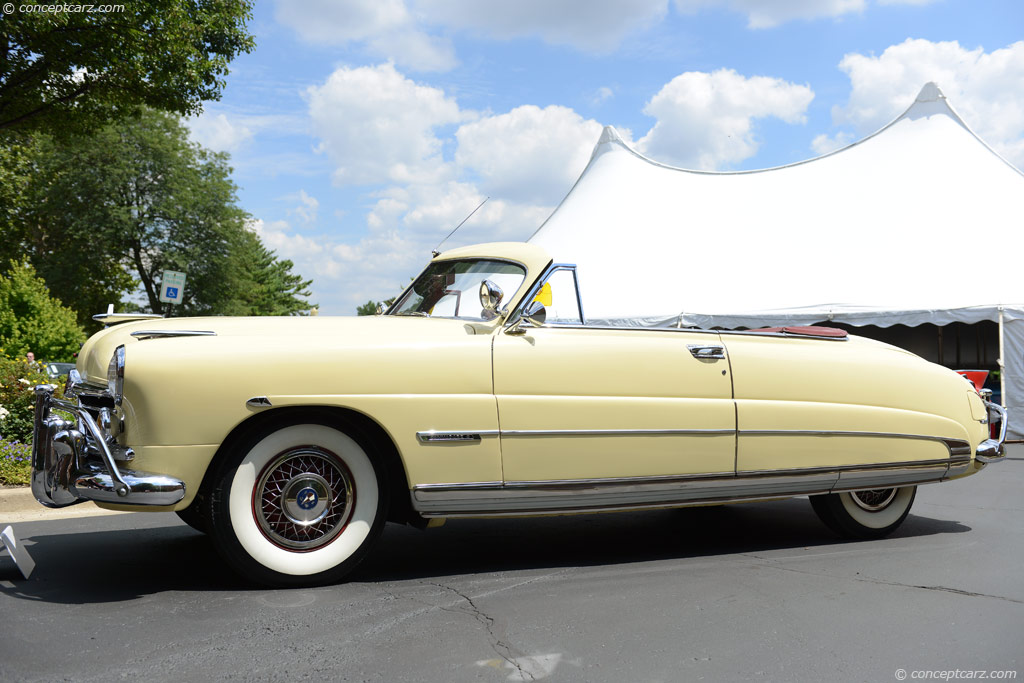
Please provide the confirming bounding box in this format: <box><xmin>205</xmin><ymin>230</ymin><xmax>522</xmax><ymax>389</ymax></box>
<box><xmin>688</xmin><ymin>344</ymin><xmax>726</xmax><ymax>360</ymax></box>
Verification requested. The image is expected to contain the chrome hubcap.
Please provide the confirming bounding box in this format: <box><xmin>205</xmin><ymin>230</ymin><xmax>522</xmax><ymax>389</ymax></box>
<box><xmin>254</xmin><ymin>447</ymin><xmax>355</xmax><ymax>550</ymax></box>
<box><xmin>850</xmin><ymin>488</ymin><xmax>897</xmax><ymax>512</ymax></box>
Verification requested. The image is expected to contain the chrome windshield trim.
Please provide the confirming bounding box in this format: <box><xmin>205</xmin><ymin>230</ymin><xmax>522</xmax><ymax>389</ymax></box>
<box><xmin>130</xmin><ymin>330</ymin><xmax>216</xmax><ymax>340</ymax></box>
<box><xmin>387</xmin><ymin>256</ymin><xmax>531</xmax><ymax>319</ymax></box>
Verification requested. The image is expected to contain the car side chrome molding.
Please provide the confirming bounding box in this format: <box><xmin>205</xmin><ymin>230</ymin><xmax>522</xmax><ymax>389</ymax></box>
<box><xmin>417</xmin><ymin>427</ymin><xmax>969</xmax><ymax>457</ymax></box>
<box><xmin>410</xmin><ymin>453</ymin><xmax>972</xmax><ymax>517</ymax></box>
<box><xmin>739</xmin><ymin>431</ymin><xmax>973</xmax><ymax>457</ymax></box>
<box><xmin>501</xmin><ymin>428</ymin><xmax>734</xmax><ymax>437</ymax></box>
<box><xmin>416</xmin><ymin>428</ymin><xmax>733</xmax><ymax>444</ymax></box>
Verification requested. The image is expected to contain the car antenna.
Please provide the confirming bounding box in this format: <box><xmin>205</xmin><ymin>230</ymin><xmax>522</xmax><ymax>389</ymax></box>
<box><xmin>432</xmin><ymin>197</ymin><xmax>488</xmax><ymax>257</ymax></box>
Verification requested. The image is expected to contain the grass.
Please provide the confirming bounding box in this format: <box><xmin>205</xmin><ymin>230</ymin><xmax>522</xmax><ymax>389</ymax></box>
<box><xmin>0</xmin><ymin>440</ymin><xmax>31</xmax><ymax>486</ymax></box>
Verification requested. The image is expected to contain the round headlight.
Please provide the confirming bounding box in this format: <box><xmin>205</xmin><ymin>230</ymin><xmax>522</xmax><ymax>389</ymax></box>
<box><xmin>107</xmin><ymin>345</ymin><xmax>125</xmax><ymax>405</ymax></box>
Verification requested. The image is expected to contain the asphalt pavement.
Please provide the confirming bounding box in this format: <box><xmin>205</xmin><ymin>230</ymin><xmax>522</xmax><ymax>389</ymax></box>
<box><xmin>1</xmin><ymin>447</ymin><xmax>1021</xmax><ymax>682</ymax></box>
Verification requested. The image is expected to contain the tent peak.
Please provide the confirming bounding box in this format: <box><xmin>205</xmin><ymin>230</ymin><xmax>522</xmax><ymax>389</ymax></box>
<box><xmin>597</xmin><ymin>125</ymin><xmax>624</xmax><ymax>145</ymax></box>
<box><xmin>915</xmin><ymin>82</ymin><xmax>946</xmax><ymax>103</ymax></box>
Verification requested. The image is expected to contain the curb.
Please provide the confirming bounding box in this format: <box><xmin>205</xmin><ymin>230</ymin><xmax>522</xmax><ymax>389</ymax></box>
<box><xmin>0</xmin><ymin>486</ymin><xmax>130</xmax><ymax>523</ymax></box>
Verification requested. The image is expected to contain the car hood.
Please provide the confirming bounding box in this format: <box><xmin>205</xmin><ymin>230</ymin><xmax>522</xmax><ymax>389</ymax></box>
<box><xmin>77</xmin><ymin>315</ymin><xmax>493</xmax><ymax>386</ymax></box>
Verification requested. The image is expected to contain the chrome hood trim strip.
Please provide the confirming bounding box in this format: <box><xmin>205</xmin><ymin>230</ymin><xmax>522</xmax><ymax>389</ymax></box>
<box><xmin>130</xmin><ymin>330</ymin><xmax>217</xmax><ymax>340</ymax></box>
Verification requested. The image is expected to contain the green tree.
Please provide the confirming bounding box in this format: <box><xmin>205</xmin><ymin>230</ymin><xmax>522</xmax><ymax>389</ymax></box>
<box><xmin>225</xmin><ymin>230</ymin><xmax>314</xmax><ymax>316</ymax></box>
<box><xmin>0</xmin><ymin>260</ymin><xmax>86</xmax><ymax>361</ymax></box>
<box><xmin>0</xmin><ymin>1</ymin><xmax>255</xmax><ymax>136</ymax></box>
<box><xmin>356</xmin><ymin>300</ymin><xmax>380</xmax><ymax>316</ymax></box>
<box><xmin>7</xmin><ymin>109</ymin><xmax>312</xmax><ymax>326</ymax></box>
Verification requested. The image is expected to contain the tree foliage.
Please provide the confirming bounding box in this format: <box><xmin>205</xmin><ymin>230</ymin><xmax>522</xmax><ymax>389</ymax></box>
<box><xmin>0</xmin><ymin>1</ymin><xmax>255</xmax><ymax>136</ymax></box>
<box><xmin>4</xmin><ymin>109</ymin><xmax>312</xmax><ymax>328</ymax></box>
<box><xmin>0</xmin><ymin>260</ymin><xmax>86</xmax><ymax>361</ymax></box>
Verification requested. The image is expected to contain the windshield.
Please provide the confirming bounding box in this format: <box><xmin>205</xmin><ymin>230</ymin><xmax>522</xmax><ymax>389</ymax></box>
<box><xmin>389</xmin><ymin>259</ymin><xmax>527</xmax><ymax>320</ymax></box>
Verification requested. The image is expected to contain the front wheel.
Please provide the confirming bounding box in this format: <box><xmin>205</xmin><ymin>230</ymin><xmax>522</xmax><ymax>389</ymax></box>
<box><xmin>810</xmin><ymin>486</ymin><xmax>916</xmax><ymax>539</ymax></box>
<box><xmin>208</xmin><ymin>421</ymin><xmax>388</xmax><ymax>587</ymax></box>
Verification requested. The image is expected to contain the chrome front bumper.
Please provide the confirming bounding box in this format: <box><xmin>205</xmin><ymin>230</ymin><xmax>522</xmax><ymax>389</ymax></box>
<box><xmin>31</xmin><ymin>384</ymin><xmax>185</xmax><ymax>508</ymax></box>
<box><xmin>975</xmin><ymin>400</ymin><xmax>1009</xmax><ymax>464</ymax></box>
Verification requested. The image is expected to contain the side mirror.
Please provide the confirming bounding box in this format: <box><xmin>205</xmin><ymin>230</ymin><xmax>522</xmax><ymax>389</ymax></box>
<box><xmin>479</xmin><ymin>279</ymin><xmax>504</xmax><ymax>312</ymax></box>
<box><xmin>522</xmin><ymin>300</ymin><xmax>546</xmax><ymax>327</ymax></box>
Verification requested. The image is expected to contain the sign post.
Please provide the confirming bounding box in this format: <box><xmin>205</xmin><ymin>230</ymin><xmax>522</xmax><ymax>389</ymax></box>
<box><xmin>159</xmin><ymin>270</ymin><xmax>187</xmax><ymax>307</ymax></box>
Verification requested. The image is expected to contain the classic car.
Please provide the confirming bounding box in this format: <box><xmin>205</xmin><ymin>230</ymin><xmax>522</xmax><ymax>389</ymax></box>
<box><xmin>31</xmin><ymin>241</ymin><xmax>1007</xmax><ymax>587</ymax></box>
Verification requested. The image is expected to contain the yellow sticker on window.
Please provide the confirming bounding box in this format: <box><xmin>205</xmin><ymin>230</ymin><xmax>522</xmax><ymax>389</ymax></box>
<box><xmin>534</xmin><ymin>282</ymin><xmax>552</xmax><ymax>306</ymax></box>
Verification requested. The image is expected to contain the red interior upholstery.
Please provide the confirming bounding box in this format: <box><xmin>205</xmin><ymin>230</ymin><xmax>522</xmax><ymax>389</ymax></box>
<box><xmin>752</xmin><ymin>325</ymin><xmax>848</xmax><ymax>338</ymax></box>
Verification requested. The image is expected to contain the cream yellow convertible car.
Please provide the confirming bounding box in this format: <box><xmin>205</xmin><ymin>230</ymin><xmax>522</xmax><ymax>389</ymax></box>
<box><xmin>32</xmin><ymin>242</ymin><xmax>1007</xmax><ymax>586</ymax></box>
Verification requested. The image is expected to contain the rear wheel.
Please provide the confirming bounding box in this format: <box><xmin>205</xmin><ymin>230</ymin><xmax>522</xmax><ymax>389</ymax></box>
<box><xmin>208</xmin><ymin>421</ymin><xmax>388</xmax><ymax>587</ymax></box>
<box><xmin>810</xmin><ymin>486</ymin><xmax>916</xmax><ymax>539</ymax></box>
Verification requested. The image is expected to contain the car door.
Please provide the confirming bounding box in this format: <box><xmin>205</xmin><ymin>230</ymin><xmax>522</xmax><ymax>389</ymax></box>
<box><xmin>492</xmin><ymin>267</ymin><xmax>736</xmax><ymax>483</ymax></box>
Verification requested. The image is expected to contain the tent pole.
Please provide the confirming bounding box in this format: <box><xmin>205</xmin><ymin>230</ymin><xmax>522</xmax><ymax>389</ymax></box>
<box><xmin>998</xmin><ymin>307</ymin><xmax>1006</xmax><ymax>408</ymax></box>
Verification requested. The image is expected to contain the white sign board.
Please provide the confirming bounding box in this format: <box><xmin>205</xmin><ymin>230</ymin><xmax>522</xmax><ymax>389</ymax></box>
<box><xmin>159</xmin><ymin>270</ymin><xmax>187</xmax><ymax>305</ymax></box>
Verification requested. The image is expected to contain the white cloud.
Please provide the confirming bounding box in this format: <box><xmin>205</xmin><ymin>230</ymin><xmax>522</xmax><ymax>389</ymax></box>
<box><xmin>186</xmin><ymin>113</ymin><xmax>254</xmax><ymax>153</ymax></box>
<box><xmin>831</xmin><ymin>39</ymin><xmax>1024</xmax><ymax>167</ymax></box>
<box><xmin>637</xmin><ymin>68</ymin><xmax>814</xmax><ymax>170</ymax></box>
<box><xmin>455</xmin><ymin>105</ymin><xmax>605</xmax><ymax>205</ymax></box>
<box><xmin>674</xmin><ymin>0</ymin><xmax>865</xmax><ymax>29</ymax></box>
<box><xmin>593</xmin><ymin>86</ymin><xmax>615</xmax><ymax>105</ymax></box>
<box><xmin>413</xmin><ymin>0</ymin><xmax>668</xmax><ymax>52</ymax></box>
<box><xmin>306</xmin><ymin>63</ymin><xmax>467</xmax><ymax>186</ymax></box>
<box><xmin>274</xmin><ymin>0</ymin><xmax>455</xmax><ymax>71</ymax></box>
<box><xmin>394</xmin><ymin>181</ymin><xmax>552</xmax><ymax>245</ymax></box>
<box><xmin>281</xmin><ymin>190</ymin><xmax>319</xmax><ymax>225</ymax></box>
<box><xmin>811</xmin><ymin>131</ymin><xmax>855</xmax><ymax>155</ymax></box>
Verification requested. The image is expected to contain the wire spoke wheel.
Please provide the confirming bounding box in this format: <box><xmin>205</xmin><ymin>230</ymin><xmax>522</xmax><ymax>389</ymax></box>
<box><xmin>209</xmin><ymin>421</ymin><xmax>387</xmax><ymax>587</ymax></box>
<box><xmin>254</xmin><ymin>447</ymin><xmax>355</xmax><ymax>551</ymax></box>
<box><xmin>848</xmin><ymin>488</ymin><xmax>898</xmax><ymax>512</ymax></box>
<box><xmin>810</xmin><ymin>485</ymin><xmax>916</xmax><ymax>539</ymax></box>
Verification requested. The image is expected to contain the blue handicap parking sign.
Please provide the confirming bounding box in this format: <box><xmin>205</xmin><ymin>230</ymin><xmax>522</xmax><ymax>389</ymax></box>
<box><xmin>165</xmin><ymin>286</ymin><xmax>179</xmax><ymax>298</ymax></box>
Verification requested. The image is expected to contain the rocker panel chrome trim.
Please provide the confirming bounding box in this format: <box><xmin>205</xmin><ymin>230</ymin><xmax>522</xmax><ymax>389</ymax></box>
<box><xmin>410</xmin><ymin>457</ymin><xmax>964</xmax><ymax>517</ymax></box>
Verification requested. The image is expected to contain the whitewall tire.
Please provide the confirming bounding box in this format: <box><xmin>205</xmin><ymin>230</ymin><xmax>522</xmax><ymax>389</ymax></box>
<box><xmin>810</xmin><ymin>486</ymin><xmax>916</xmax><ymax>539</ymax></box>
<box><xmin>209</xmin><ymin>421</ymin><xmax>388</xmax><ymax>587</ymax></box>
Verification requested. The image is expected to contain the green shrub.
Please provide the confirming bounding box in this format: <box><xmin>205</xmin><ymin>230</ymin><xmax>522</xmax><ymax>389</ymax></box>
<box><xmin>0</xmin><ymin>351</ymin><xmax>64</xmax><ymax>444</ymax></box>
<box><xmin>0</xmin><ymin>259</ymin><xmax>86</xmax><ymax>361</ymax></box>
<box><xmin>0</xmin><ymin>440</ymin><xmax>31</xmax><ymax>486</ymax></box>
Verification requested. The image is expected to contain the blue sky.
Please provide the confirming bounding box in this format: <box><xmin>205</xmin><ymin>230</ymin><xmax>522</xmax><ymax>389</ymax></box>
<box><xmin>185</xmin><ymin>0</ymin><xmax>1024</xmax><ymax>315</ymax></box>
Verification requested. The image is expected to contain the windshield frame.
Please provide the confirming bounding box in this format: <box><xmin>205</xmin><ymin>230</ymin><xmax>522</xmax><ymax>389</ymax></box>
<box><xmin>386</xmin><ymin>257</ymin><xmax>530</xmax><ymax>321</ymax></box>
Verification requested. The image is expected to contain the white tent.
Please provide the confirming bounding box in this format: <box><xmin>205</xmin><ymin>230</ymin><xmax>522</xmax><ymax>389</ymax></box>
<box><xmin>528</xmin><ymin>83</ymin><xmax>1024</xmax><ymax>438</ymax></box>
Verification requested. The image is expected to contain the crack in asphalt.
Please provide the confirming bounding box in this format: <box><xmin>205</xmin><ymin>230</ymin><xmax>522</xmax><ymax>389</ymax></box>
<box><xmin>426</xmin><ymin>581</ymin><xmax>535</xmax><ymax>681</ymax></box>
<box><xmin>739</xmin><ymin>553</ymin><xmax>1024</xmax><ymax>605</ymax></box>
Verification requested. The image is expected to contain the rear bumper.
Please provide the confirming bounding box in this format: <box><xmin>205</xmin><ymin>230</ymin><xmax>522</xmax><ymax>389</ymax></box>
<box><xmin>31</xmin><ymin>384</ymin><xmax>185</xmax><ymax>508</ymax></box>
<box><xmin>975</xmin><ymin>401</ymin><xmax>1008</xmax><ymax>464</ymax></box>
